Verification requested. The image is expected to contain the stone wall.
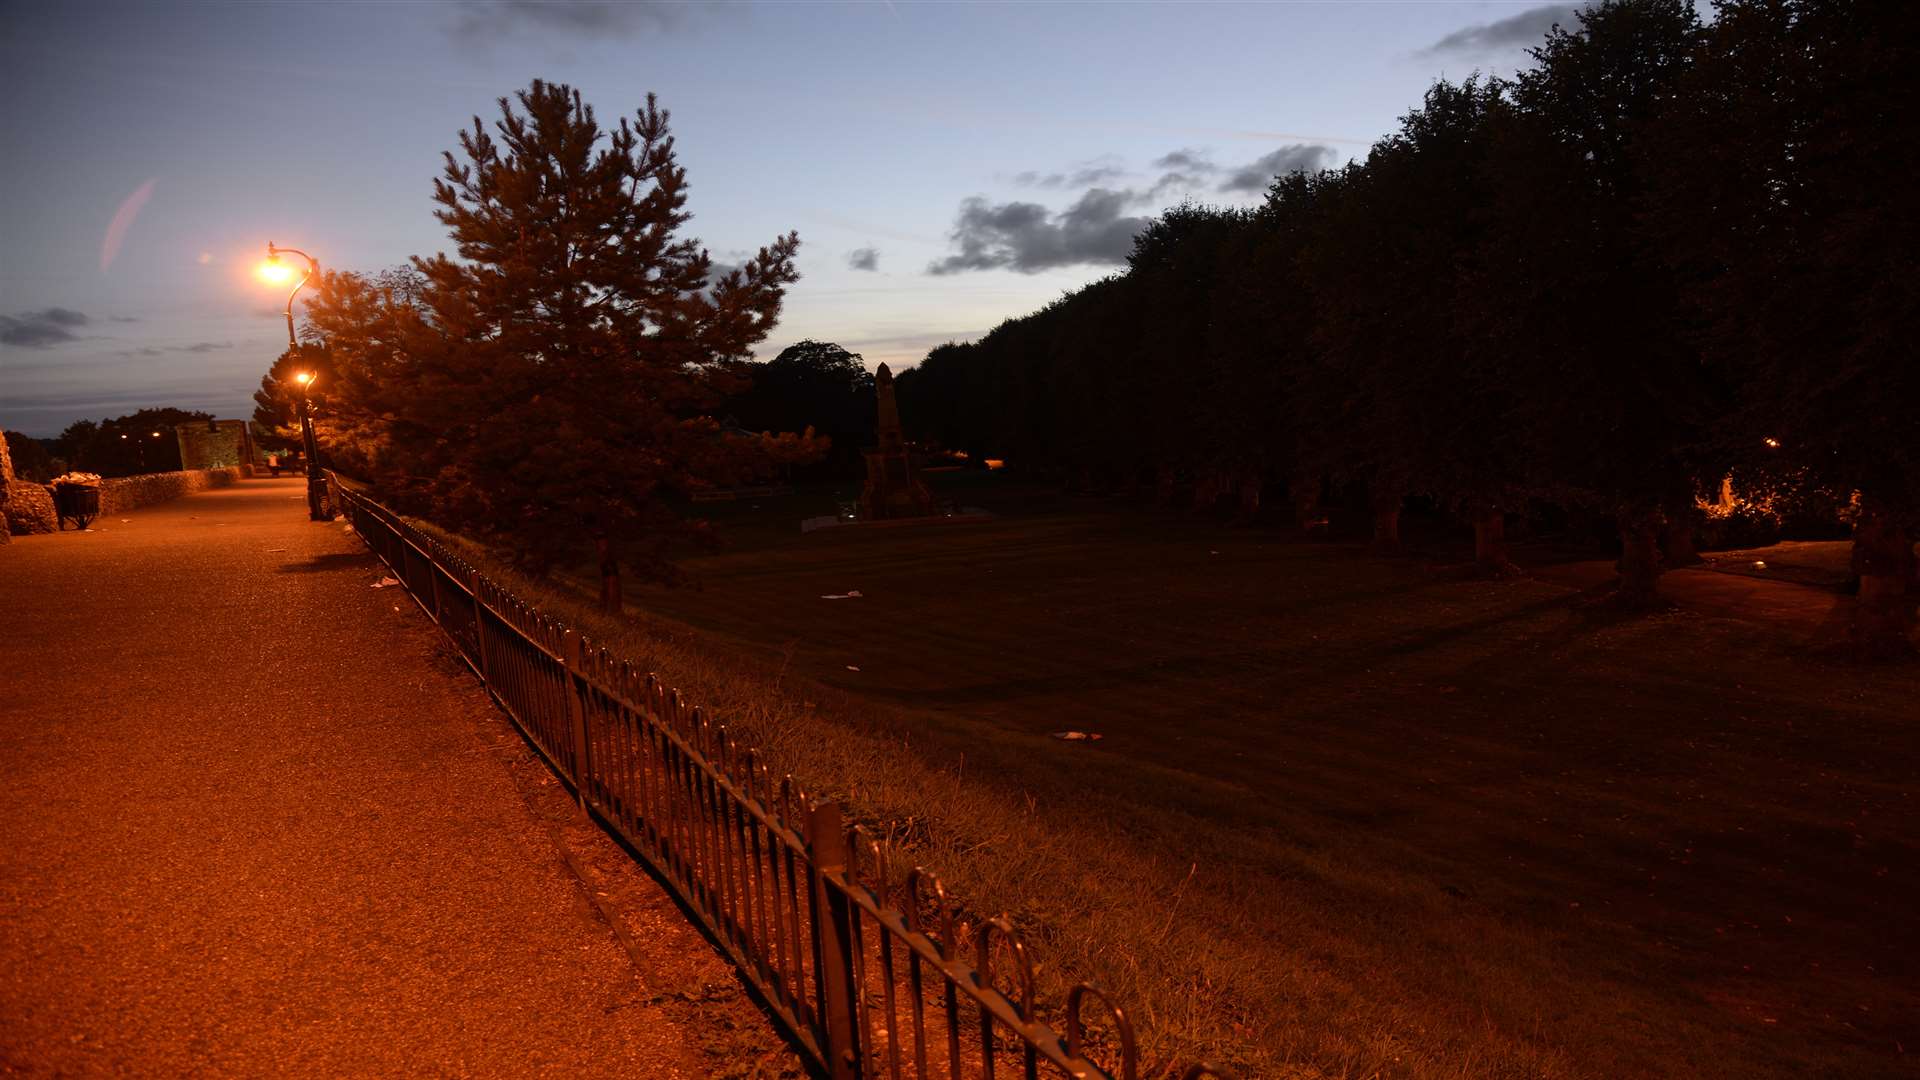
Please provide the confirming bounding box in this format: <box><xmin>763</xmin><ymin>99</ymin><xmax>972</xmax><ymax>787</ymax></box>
<box><xmin>4</xmin><ymin>483</ymin><xmax>57</xmax><ymax>535</ymax></box>
<box><xmin>175</xmin><ymin>420</ymin><xmax>258</xmax><ymax>470</ymax></box>
<box><xmin>97</xmin><ymin>468</ymin><xmax>246</xmax><ymax>516</ymax></box>
<box><xmin>0</xmin><ymin>431</ymin><xmax>10</xmax><ymax>545</ymax></box>
<box><xmin>4</xmin><ymin>467</ymin><xmax>247</xmax><ymax>535</ymax></box>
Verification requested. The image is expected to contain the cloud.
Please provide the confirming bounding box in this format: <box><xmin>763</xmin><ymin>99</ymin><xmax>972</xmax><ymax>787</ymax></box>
<box><xmin>1014</xmin><ymin>162</ymin><xmax>1129</xmax><ymax>189</ymax></box>
<box><xmin>1152</xmin><ymin>149</ymin><xmax>1217</xmax><ymax>173</ymax></box>
<box><xmin>932</xmin><ymin>141</ymin><xmax>1340</xmax><ymax>276</ymax></box>
<box><xmin>847</xmin><ymin>247</ymin><xmax>880</xmax><ymax>272</ymax></box>
<box><xmin>112</xmin><ymin>341</ymin><xmax>234</xmax><ymax>357</ymax></box>
<box><xmin>1</xmin><ymin>308</ymin><xmax>89</xmax><ymax>348</ymax></box>
<box><xmin>448</xmin><ymin>0</ymin><xmax>691</xmax><ymax>41</ymax></box>
<box><xmin>929</xmin><ymin>188</ymin><xmax>1148</xmax><ymax>275</ymax></box>
<box><xmin>700</xmin><ymin>255</ymin><xmax>747</xmax><ymax>301</ymax></box>
<box><xmin>1218</xmin><ymin>144</ymin><xmax>1334</xmax><ymax>193</ymax></box>
<box><xmin>109</xmin><ymin>316</ymin><xmax>139</xmax><ymax>323</ymax></box>
<box><xmin>1146</xmin><ymin>171</ymin><xmax>1210</xmax><ymax>202</ymax></box>
<box><xmin>1423</xmin><ymin>4</ymin><xmax>1582</xmax><ymax>56</ymax></box>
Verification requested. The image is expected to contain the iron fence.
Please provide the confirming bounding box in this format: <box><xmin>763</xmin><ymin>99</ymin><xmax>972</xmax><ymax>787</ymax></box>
<box><xmin>328</xmin><ymin>475</ymin><xmax>1239</xmax><ymax>1080</ymax></box>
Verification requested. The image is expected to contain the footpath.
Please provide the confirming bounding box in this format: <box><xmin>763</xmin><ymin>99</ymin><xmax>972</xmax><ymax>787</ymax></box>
<box><xmin>1531</xmin><ymin>555</ymin><xmax>1859</xmax><ymax>641</ymax></box>
<box><xmin>0</xmin><ymin>478</ymin><xmax>793</xmax><ymax>1078</ymax></box>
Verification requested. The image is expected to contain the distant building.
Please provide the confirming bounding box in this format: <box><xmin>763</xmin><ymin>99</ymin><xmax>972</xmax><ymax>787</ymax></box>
<box><xmin>175</xmin><ymin>419</ymin><xmax>260</xmax><ymax>471</ymax></box>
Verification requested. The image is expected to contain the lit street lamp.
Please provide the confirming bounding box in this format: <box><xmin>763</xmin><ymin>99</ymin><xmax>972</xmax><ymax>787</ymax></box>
<box><xmin>260</xmin><ymin>241</ymin><xmax>331</xmax><ymax>521</ymax></box>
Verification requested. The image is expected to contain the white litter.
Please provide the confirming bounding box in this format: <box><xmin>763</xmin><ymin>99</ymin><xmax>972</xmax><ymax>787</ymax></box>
<box><xmin>845</xmin><ymin>665</ymin><xmax>861</xmax><ymax>672</ymax></box>
<box><xmin>1752</xmin><ymin>560</ymin><xmax>1767</xmax><ymax>570</ymax></box>
<box><xmin>1051</xmin><ymin>731</ymin><xmax>1103</xmax><ymax>742</ymax></box>
<box><xmin>821</xmin><ymin>590</ymin><xmax>864</xmax><ymax>599</ymax></box>
<box><xmin>372</xmin><ymin>577</ymin><xmax>400</xmax><ymax>589</ymax></box>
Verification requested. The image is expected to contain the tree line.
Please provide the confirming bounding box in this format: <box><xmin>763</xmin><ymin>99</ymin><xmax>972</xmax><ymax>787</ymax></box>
<box><xmin>893</xmin><ymin>0</ymin><xmax>1917</xmax><ymax>652</ymax></box>
<box><xmin>6</xmin><ymin>408</ymin><xmax>212</xmax><ymax>480</ymax></box>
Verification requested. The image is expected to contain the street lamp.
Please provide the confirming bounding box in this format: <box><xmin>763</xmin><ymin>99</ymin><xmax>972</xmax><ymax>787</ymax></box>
<box><xmin>292</xmin><ymin>369</ymin><xmax>329</xmax><ymax>522</ymax></box>
<box><xmin>260</xmin><ymin>241</ymin><xmax>331</xmax><ymax>521</ymax></box>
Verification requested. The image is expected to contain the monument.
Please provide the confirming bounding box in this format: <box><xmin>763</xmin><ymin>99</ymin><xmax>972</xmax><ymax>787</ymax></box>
<box><xmin>858</xmin><ymin>363</ymin><xmax>933</xmax><ymax>520</ymax></box>
<box><xmin>175</xmin><ymin>419</ymin><xmax>260</xmax><ymax>472</ymax></box>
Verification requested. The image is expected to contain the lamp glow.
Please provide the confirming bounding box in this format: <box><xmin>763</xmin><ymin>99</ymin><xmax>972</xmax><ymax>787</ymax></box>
<box><xmin>257</xmin><ymin>258</ymin><xmax>295</xmax><ymax>285</ymax></box>
<box><xmin>296</xmin><ymin>372</ymin><xmax>313</xmax><ymax>386</ymax></box>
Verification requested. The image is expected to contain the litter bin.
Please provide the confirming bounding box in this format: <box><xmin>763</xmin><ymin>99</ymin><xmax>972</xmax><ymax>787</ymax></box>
<box><xmin>54</xmin><ymin>482</ymin><xmax>101</xmax><ymax>530</ymax></box>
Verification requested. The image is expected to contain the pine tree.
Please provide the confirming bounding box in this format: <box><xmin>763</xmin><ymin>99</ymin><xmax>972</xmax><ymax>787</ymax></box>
<box><xmin>252</xmin><ymin>342</ymin><xmax>333</xmax><ymax>452</ymax></box>
<box><xmin>317</xmin><ymin>80</ymin><xmax>817</xmax><ymax>612</ymax></box>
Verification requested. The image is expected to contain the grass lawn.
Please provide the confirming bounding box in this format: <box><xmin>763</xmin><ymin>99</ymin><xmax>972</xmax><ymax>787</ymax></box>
<box><xmin>445</xmin><ymin>476</ymin><xmax>1918</xmax><ymax>1078</ymax></box>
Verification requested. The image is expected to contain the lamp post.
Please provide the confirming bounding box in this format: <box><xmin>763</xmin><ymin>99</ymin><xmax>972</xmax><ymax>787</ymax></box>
<box><xmin>261</xmin><ymin>242</ymin><xmax>331</xmax><ymax>521</ymax></box>
<box><xmin>293</xmin><ymin>370</ymin><xmax>324</xmax><ymax>517</ymax></box>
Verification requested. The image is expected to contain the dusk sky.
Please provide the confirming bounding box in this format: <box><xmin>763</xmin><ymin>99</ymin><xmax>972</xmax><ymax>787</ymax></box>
<box><xmin>0</xmin><ymin>1</ymin><xmax>1581</xmax><ymax>437</ymax></box>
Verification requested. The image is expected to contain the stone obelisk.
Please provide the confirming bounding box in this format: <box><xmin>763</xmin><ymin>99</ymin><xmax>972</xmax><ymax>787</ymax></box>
<box><xmin>859</xmin><ymin>363</ymin><xmax>933</xmax><ymax>520</ymax></box>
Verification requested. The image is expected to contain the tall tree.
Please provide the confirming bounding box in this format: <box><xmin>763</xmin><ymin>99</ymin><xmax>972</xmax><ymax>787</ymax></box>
<box><xmin>311</xmin><ymin>80</ymin><xmax>818</xmax><ymax>611</ymax></box>
<box><xmin>727</xmin><ymin>340</ymin><xmax>875</xmax><ymax>475</ymax></box>
<box><xmin>1473</xmin><ymin>0</ymin><xmax>1707</xmax><ymax>603</ymax></box>
<box><xmin>1301</xmin><ymin>80</ymin><xmax>1521</xmax><ymax>564</ymax></box>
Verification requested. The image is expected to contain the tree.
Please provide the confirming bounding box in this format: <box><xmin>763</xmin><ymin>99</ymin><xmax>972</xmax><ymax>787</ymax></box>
<box><xmin>1299</xmin><ymin>81</ymin><xmax>1522</xmax><ymax>564</ymax></box>
<box><xmin>52</xmin><ymin>408</ymin><xmax>210</xmax><ymax>477</ymax></box>
<box><xmin>727</xmin><ymin>340</ymin><xmax>875</xmax><ymax>475</ymax></box>
<box><xmin>4</xmin><ymin>431</ymin><xmax>56</xmax><ymax>482</ymax></box>
<box><xmin>52</xmin><ymin>420</ymin><xmax>97</xmax><ymax>466</ymax></box>
<box><xmin>253</xmin><ymin>342</ymin><xmax>335</xmax><ymax>452</ymax></box>
<box><xmin>1471</xmin><ymin>0</ymin><xmax>1707</xmax><ymax>603</ymax></box>
<box><xmin>310</xmin><ymin>80</ymin><xmax>818</xmax><ymax>612</ymax></box>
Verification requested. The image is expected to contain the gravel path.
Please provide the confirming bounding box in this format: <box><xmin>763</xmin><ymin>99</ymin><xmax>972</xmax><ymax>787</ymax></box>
<box><xmin>0</xmin><ymin>478</ymin><xmax>785</xmax><ymax>1078</ymax></box>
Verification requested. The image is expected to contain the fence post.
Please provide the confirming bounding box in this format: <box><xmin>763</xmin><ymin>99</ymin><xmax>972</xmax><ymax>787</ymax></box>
<box><xmin>807</xmin><ymin>801</ymin><xmax>862</xmax><ymax>1080</ymax></box>
<box><xmin>470</xmin><ymin>568</ymin><xmax>489</xmax><ymax>682</ymax></box>
<box><xmin>561</xmin><ymin>629</ymin><xmax>591</xmax><ymax>809</ymax></box>
<box><xmin>426</xmin><ymin>549</ymin><xmax>444</xmax><ymax>624</ymax></box>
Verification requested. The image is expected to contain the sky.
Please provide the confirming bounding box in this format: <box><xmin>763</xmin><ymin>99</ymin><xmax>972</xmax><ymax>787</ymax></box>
<box><xmin>0</xmin><ymin>0</ymin><xmax>1586</xmax><ymax>438</ymax></box>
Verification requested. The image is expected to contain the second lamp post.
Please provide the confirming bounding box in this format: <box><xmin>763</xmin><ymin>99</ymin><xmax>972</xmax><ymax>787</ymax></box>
<box><xmin>264</xmin><ymin>241</ymin><xmax>331</xmax><ymax>522</ymax></box>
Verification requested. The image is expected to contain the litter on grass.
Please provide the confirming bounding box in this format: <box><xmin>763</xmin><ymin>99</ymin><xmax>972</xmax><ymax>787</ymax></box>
<box><xmin>372</xmin><ymin>577</ymin><xmax>400</xmax><ymax>589</ymax></box>
<box><xmin>1051</xmin><ymin>731</ymin><xmax>1104</xmax><ymax>741</ymax></box>
<box><xmin>821</xmin><ymin>589</ymin><xmax>864</xmax><ymax>599</ymax></box>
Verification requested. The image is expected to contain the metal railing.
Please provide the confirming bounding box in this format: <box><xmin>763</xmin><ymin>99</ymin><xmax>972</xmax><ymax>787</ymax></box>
<box><xmin>329</xmin><ymin>476</ymin><xmax>1239</xmax><ymax>1080</ymax></box>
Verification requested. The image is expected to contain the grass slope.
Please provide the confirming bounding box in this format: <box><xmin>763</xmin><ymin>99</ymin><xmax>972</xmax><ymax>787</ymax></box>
<box><xmin>422</xmin><ymin>480</ymin><xmax>1917</xmax><ymax>1079</ymax></box>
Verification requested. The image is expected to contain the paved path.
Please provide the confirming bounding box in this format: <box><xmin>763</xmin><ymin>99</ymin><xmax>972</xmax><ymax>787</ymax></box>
<box><xmin>0</xmin><ymin>479</ymin><xmax>776</xmax><ymax>1077</ymax></box>
<box><xmin>1532</xmin><ymin>556</ymin><xmax>1863</xmax><ymax>641</ymax></box>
